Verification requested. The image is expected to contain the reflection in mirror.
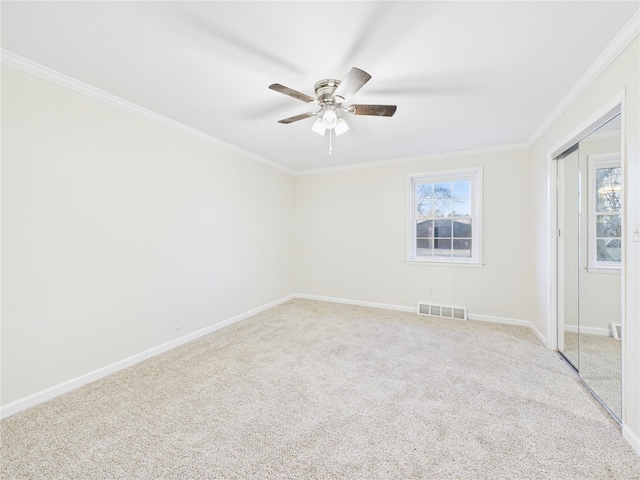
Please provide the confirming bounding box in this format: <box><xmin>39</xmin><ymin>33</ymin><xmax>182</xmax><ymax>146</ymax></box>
<box><xmin>556</xmin><ymin>110</ymin><xmax>622</xmax><ymax>421</ymax></box>
<box><xmin>578</xmin><ymin>114</ymin><xmax>622</xmax><ymax>420</ymax></box>
<box><xmin>558</xmin><ymin>146</ymin><xmax>580</xmax><ymax>370</ymax></box>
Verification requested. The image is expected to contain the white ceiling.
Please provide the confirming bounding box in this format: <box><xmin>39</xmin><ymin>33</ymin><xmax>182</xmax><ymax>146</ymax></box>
<box><xmin>2</xmin><ymin>1</ymin><xmax>638</xmax><ymax>173</ymax></box>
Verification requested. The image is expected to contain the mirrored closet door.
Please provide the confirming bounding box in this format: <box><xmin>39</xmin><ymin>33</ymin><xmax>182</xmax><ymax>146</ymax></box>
<box><xmin>556</xmin><ymin>108</ymin><xmax>622</xmax><ymax>421</ymax></box>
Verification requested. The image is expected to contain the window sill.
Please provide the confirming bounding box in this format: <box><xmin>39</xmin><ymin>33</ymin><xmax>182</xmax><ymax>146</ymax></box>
<box><xmin>406</xmin><ymin>260</ymin><xmax>485</xmax><ymax>268</ymax></box>
<box><xmin>586</xmin><ymin>266</ymin><xmax>621</xmax><ymax>274</ymax></box>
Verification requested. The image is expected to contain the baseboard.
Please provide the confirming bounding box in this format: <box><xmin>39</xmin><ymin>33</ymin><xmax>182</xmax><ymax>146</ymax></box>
<box><xmin>295</xmin><ymin>294</ymin><xmax>415</xmax><ymax>313</ymax></box>
<box><xmin>0</xmin><ymin>294</ymin><xmax>296</xmax><ymax>419</ymax></box>
<box><xmin>295</xmin><ymin>294</ymin><xmax>547</xmax><ymax>346</ymax></box>
<box><xmin>563</xmin><ymin>324</ymin><xmax>610</xmax><ymax>336</ymax></box>
<box><xmin>623</xmin><ymin>425</ymin><xmax>640</xmax><ymax>456</ymax></box>
<box><xmin>468</xmin><ymin>313</ymin><xmax>548</xmax><ymax>346</ymax></box>
<box><xmin>468</xmin><ymin>313</ymin><xmax>530</xmax><ymax>327</ymax></box>
<box><xmin>528</xmin><ymin>322</ymin><xmax>549</xmax><ymax>348</ymax></box>
<box><xmin>0</xmin><ymin>293</ymin><xmax>548</xmax><ymax>418</ymax></box>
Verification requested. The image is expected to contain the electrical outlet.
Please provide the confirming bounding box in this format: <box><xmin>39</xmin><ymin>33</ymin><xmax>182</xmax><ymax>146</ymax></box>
<box><xmin>176</xmin><ymin>317</ymin><xmax>183</xmax><ymax>330</ymax></box>
<box><xmin>428</xmin><ymin>287</ymin><xmax>434</xmax><ymax>296</ymax></box>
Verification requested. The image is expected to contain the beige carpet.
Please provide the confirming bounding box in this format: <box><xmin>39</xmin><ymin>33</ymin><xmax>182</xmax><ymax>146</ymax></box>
<box><xmin>564</xmin><ymin>331</ymin><xmax>622</xmax><ymax>419</ymax></box>
<box><xmin>2</xmin><ymin>299</ymin><xmax>639</xmax><ymax>479</ymax></box>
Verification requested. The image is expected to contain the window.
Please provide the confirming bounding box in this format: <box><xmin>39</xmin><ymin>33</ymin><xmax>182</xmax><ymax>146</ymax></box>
<box><xmin>408</xmin><ymin>168</ymin><xmax>482</xmax><ymax>265</ymax></box>
<box><xmin>588</xmin><ymin>154</ymin><xmax>622</xmax><ymax>271</ymax></box>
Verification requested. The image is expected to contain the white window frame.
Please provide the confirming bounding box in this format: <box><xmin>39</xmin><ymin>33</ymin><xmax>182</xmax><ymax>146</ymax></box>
<box><xmin>587</xmin><ymin>153</ymin><xmax>622</xmax><ymax>273</ymax></box>
<box><xmin>407</xmin><ymin>167</ymin><xmax>483</xmax><ymax>266</ymax></box>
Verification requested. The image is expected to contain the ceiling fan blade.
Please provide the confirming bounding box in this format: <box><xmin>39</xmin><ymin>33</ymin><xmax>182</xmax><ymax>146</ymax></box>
<box><xmin>349</xmin><ymin>105</ymin><xmax>397</xmax><ymax>117</ymax></box>
<box><xmin>269</xmin><ymin>84</ymin><xmax>316</xmax><ymax>104</ymax></box>
<box><xmin>333</xmin><ymin>67</ymin><xmax>372</xmax><ymax>102</ymax></box>
<box><xmin>277</xmin><ymin>112</ymin><xmax>318</xmax><ymax>124</ymax></box>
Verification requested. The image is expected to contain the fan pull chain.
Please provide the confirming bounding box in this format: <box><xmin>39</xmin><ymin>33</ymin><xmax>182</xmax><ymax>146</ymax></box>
<box><xmin>329</xmin><ymin>128</ymin><xmax>333</xmax><ymax>155</ymax></box>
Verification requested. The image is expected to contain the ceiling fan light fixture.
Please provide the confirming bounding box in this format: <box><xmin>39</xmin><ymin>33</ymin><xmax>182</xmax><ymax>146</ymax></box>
<box><xmin>270</xmin><ymin>67</ymin><xmax>396</xmax><ymax>152</ymax></box>
<box><xmin>322</xmin><ymin>108</ymin><xmax>338</xmax><ymax>129</ymax></box>
<box><xmin>334</xmin><ymin>117</ymin><xmax>349</xmax><ymax>136</ymax></box>
<box><xmin>311</xmin><ymin>117</ymin><xmax>326</xmax><ymax>136</ymax></box>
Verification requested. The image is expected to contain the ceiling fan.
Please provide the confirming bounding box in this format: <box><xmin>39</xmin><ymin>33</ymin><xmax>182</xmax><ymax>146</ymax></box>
<box><xmin>269</xmin><ymin>67</ymin><xmax>396</xmax><ymax>153</ymax></box>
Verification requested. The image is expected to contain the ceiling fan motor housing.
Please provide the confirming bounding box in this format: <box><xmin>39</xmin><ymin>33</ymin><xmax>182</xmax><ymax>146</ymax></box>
<box><xmin>314</xmin><ymin>79</ymin><xmax>343</xmax><ymax>104</ymax></box>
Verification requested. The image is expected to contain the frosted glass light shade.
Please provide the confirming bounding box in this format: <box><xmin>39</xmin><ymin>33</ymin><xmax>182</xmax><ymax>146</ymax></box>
<box><xmin>334</xmin><ymin>118</ymin><xmax>349</xmax><ymax>136</ymax></box>
<box><xmin>322</xmin><ymin>109</ymin><xmax>338</xmax><ymax>129</ymax></box>
<box><xmin>311</xmin><ymin>117</ymin><xmax>326</xmax><ymax>136</ymax></box>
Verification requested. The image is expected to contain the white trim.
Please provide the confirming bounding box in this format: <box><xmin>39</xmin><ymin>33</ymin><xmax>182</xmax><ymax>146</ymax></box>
<box><xmin>529</xmin><ymin>322</ymin><xmax>549</xmax><ymax>347</ymax></box>
<box><xmin>406</xmin><ymin>260</ymin><xmax>484</xmax><ymax>268</ymax></box>
<box><xmin>619</xmin><ymin>94</ymin><xmax>627</xmax><ymax>427</ymax></box>
<box><xmin>295</xmin><ymin>10</ymin><xmax>639</xmax><ymax>177</ymax></box>
<box><xmin>0</xmin><ymin>294</ymin><xmax>296</xmax><ymax>419</ymax></box>
<box><xmin>623</xmin><ymin>425</ymin><xmax>640</xmax><ymax>456</ymax></box>
<box><xmin>0</xmin><ymin>50</ymin><xmax>294</xmax><ymax>175</ymax></box>
<box><xmin>468</xmin><ymin>313</ymin><xmax>548</xmax><ymax>346</ymax></box>
<box><xmin>407</xmin><ymin>167</ymin><xmax>483</xmax><ymax>265</ymax></box>
<box><xmin>586</xmin><ymin>266</ymin><xmax>621</xmax><ymax>274</ymax></box>
<box><xmin>468</xmin><ymin>313</ymin><xmax>531</xmax><ymax>328</ymax></box>
<box><xmin>548</xmin><ymin>157</ymin><xmax>559</xmax><ymax>351</ymax></box>
<box><xmin>587</xmin><ymin>153</ymin><xmax>622</xmax><ymax>270</ymax></box>
<box><xmin>563</xmin><ymin>325</ymin><xmax>611</xmax><ymax>337</ymax></box>
<box><xmin>0</xmin><ymin>292</ymin><xmax>550</xmax><ymax>418</ymax></box>
<box><xmin>295</xmin><ymin>294</ymin><xmax>547</xmax><ymax>345</ymax></box>
<box><xmin>294</xmin><ymin>294</ymin><xmax>415</xmax><ymax>313</ymax></box>
<box><xmin>550</xmin><ymin>102</ymin><xmax>622</xmax><ymax>160</ymax></box>
<box><xmin>529</xmin><ymin>11</ymin><xmax>639</xmax><ymax>145</ymax></box>
<box><xmin>583</xmin><ymin>130</ymin><xmax>622</xmax><ymax>142</ymax></box>
<box><xmin>3</xmin><ymin>8</ymin><xmax>636</xmax><ymax>179</ymax></box>
<box><xmin>296</xmin><ymin>143</ymin><xmax>529</xmax><ymax>176</ymax></box>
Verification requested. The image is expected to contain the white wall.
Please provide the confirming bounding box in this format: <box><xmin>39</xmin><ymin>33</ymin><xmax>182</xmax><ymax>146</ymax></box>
<box><xmin>1</xmin><ymin>66</ymin><xmax>295</xmax><ymax>406</ymax></box>
<box><xmin>530</xmin><ymin>37</ymin><xmax>639</xmax><ymax>449</ymax></box>
<box><xmin>2</xmin><ymin>34</ymin><xmax>638</xmax><ymax>453</ymax></box>
<box><xmin>294</xmin><ymin>148</ymin><xmax>534</xmax><ymax>325</ymax></box>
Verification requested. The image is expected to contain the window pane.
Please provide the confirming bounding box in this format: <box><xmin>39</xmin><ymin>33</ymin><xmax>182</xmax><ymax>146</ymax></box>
<box><xmin>597</xmin><ymin>239</ymin><xmax>621</xmax><ymax>262</ymax></box>
<box><xmin>433</xmin><ymin>182</ymin><xmax>452</xmax><ymax>217</ymax></box>
<box><xmin>452</xmin><ymin>239</ymin><xmax>472</xmax><ymax>257</ymax></box>
<box><xmin>434</xmin><ymin>238</ymin><xmax>452</xmax><ymax>256</ymax></box>
<box><xmin>452</xmin><ymin>180</ymin><xmax>470</xmax><ymax>199</ymax></box>
<box><xmin>416</xmin><ymin>239</ymin><xmax>433</xmax><ymax>256</ymax></box>
<box><xmin>416</xmin><ymin>183</ymin><xmax>433</xmax><ymax>199</ymax></box>
<box><xmin>434</xmin><ymin>220</ymin><xmax>452</xmax><ymax>238</ymax></box>
<box><xmin>434</xmin><ymin>204</ymin><xmax>452</xmax><ymax>217</ymax></box>
<box><xmin>416</xmin><ymin>220</ymin><xmax>433</xmax><ymax>238</ymax></box>
<box><xmin>411</xmin><ymin>170</ymin><xmax>479</xmax><ymax>263</ymax></box>
<box><xmin>452</xmin><ymin>199</ymin><xmax>471</xmax><ymax>217</ymax></box>
<box><xmin>416</xmin><ymin>184</ymin><xmax>433</xmax><ymax>216</ymax></box>
<box><xmin>596</xmin><ymin>167</ymin><xmax>621</xmax><ymax>212</ymax></box>
<box><xmin>453</xmin><ymin>219</ymin><xmax>472</xmax><ymax>237</ymax></box>
<box><xmin>596</xmin><ymin>215</ymin><xmax>621</xmax><ymax>237</ymax></box>
<box><xmin>416</xmin><ymin>199</ymin><xmax>432</xmax><ymax>217</ymax></box>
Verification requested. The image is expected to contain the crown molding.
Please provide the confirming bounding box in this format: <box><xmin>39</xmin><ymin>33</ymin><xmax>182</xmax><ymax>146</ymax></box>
<box><xmin>297</xmin><ymin>10</ymin><xmax>638</xmax><ymax>177</ymax></box>
<box><xmin>295</xmin><ymin>142</ymin><xmax>530</xmax><ymax>176</ymax></box>
<box><xmin>1</xmin><ymin>49</ymin><xmax>294</xmax><ymax>175</ymax></box>
<box><xmin>528</xmin><ymin>10</ymin><xmax>639</xmax><ymax>146</ymax></box>
<box><xmin>4</xmin><ymin>3</ymin><xmax>637</xmax><ymax>179</ymax></box>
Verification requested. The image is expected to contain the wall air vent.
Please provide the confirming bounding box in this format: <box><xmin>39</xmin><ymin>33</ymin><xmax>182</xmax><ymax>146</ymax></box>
<box><xmin>417</xmin><ymin>303</ymin><xmax>467</xmax><ymax>320</ymax></box>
